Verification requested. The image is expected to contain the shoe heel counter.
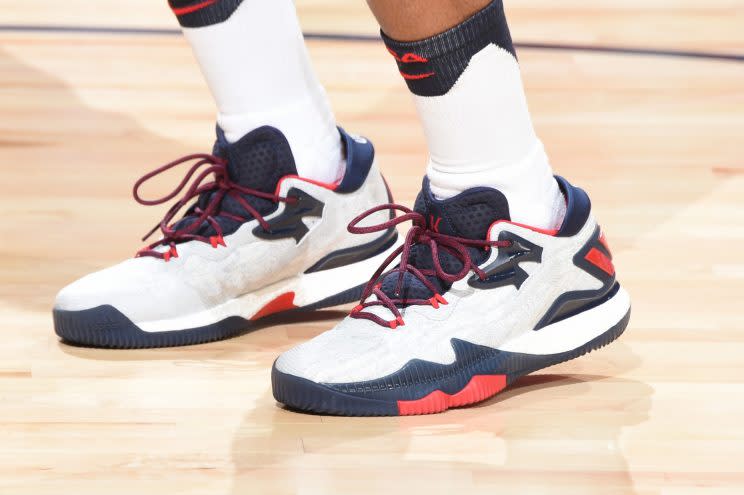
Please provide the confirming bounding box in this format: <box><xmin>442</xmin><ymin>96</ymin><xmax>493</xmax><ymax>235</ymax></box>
<box><xmin>303</xmin><ymin>159</ymin><xmax>398</xmax><ymax>275</ymax></box>
<box><xmin>535</xmin><ymin>224</ymin><xmax>618</xmax><ymax>330</ymax></box>
<box><xmin>335</xmin><ymin>127</ymin><xmax>376</xmax><ymax>193</ymax></box>
<box><xmin>355</xmin><ymin>159</ymin><xmax>398</xmax><ymax>238</ymax></box>
<box><xmin>348</xmin><ymin>156</ymin><xmax>395</xmax><ymax>216</ymax></box>
<box><xmin>576</xmin><ymin>224</ymin><xmax>616</xmax><ymax>281</ymax></box>
<box><xmin>372</xmin><ymin>161</ymin><xmax>395</xmax><ymax>206</ymax></box>
<box><xmin>555</xmin><ymin>175</ymin><xmax>591</xmax><ymax>238</ymax></box>
<box><xmin>334</xmin><ymin>127</ymin><xmax>394</xmax><ymax>207</ymax></box>
<box><xmin>555</xmin><ymin>176</ymin><xmax>617</xmax><ymax>277</ymax></box>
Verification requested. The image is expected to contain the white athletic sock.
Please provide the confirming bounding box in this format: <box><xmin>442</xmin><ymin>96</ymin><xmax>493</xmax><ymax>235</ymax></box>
<box><xmin>417</xmin><ymin>45</ymin><xmax>565</xmax><ymax>229</ymax></box>
<box><xmin>381</xmin><ymin>1</ymin><xmax>566</xmax><ymax>230</ymax></box>
<box><xmin>174</xmin><ymin>0</ymin><xmax>344</xmax><ymax>183</ymax></box>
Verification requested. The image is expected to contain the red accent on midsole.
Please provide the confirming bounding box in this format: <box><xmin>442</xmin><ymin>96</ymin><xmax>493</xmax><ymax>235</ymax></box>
<box><xmin>171</xmin><ymin>0</ymin><xmax>217</xmax><ymax>16</ymax></box>
<box><xmin>585</xmin><ymin>247</ymin><xmax>615</xmax><ymax>276</ymax></box>
<box><xmin>400</xmin><ymin>71</ymin><xmax>435</xmax><ymax>80</ymax></box>
<box><xmin>397</xmin><ymin>374</ymin><xmax>507</xmax><ymax>415</ymax></box>
<box><xmin>250</xmin><ymin>292</ymin><xmax>297</xmax><ymax>320</ymax></box>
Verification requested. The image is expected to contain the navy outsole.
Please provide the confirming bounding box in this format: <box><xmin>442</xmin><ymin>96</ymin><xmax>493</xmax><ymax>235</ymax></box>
<box><xmin>272</xmin><ymin>308</ymin><xmax>631</xmax><ymax>416</ymax></box>
<box><xmin>53</xmin><ymin>283</ymin><xmax>365</xmax><ymax>349</ymax></box>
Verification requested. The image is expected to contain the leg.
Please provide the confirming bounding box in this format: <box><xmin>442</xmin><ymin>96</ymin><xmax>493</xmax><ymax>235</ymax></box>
<box><xmin>52</xmin><ymin>1</ymin><xmax>399</xmax><ymax>347</ymax></box>
<box><xmin>364</xmin><ymin>0</ymin><xmax>491</xmax><ymax>42</ymax></box>
<box><xmin>273</xmin><ymin>1</ymin><xmax>630</xmax><ymax>416</ymax></box>
<box><xmin>369</xmin><ymin>0</ymin><xmax>565</xmax><ymax>230</ymax></box>
<box><xmin>172</xmin><ymin>0</ymin><xmax>343</xmax><ymax>182</ymax></box>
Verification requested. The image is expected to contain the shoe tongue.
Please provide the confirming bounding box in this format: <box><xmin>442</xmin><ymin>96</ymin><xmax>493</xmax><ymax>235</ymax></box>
<box><xmin>375</xmin><ymin>178</ymin><xmax>511</xmax><ymax>307</ymax></box>
<box><xmin>213</xmin><ymin>125</ymin><xmax>298</xmax><ymax>193</ymax></box>
<box><xmin>174</xmin><ymin>126</ymin><xmax>298</xmax><ymax>237</ymax></box>
<box><xmin>413</xmin><ymin>177</ymin><xmax>511</xmax><ymax>239</ymax></box>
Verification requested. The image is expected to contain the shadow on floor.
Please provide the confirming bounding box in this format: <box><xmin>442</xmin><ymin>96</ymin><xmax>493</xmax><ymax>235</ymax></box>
<box><xmin>230</xmin><ymin>340</ymin><xmax>651</xmax><ymax>495</ymax></box>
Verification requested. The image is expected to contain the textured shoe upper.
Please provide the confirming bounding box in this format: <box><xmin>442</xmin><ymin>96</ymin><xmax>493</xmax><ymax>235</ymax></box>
<box><xmin>55</xmin><ymin>126</ymin><xmax>392</xmax><ymax>324</ymax></box>
<box><xmin>275</xmin><ymin>177</ymin><xmax>612</xmax><ymax>384</ymax></box>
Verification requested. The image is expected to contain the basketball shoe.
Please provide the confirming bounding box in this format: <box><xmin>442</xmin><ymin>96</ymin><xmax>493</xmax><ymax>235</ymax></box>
<box><xmin>272</xmin><ymin>176</ymin><xmax>631</xmax><ymax>415</ymax></box>
<box><xmin>53</xmin><ymin>126</ymin><xmax>398</xmax><ymax>348</ymax></box>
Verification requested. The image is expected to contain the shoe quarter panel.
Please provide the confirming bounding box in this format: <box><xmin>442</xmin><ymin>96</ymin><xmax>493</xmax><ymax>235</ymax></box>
<box><xmin>282</xmin><ymin>164</ymin><xmax>393</xmax><ymax>267</ymax></box>
<box><xmin>447</xmin><ymin>218</ymin><xmax>602</xmax><ymax>350</ymax></box>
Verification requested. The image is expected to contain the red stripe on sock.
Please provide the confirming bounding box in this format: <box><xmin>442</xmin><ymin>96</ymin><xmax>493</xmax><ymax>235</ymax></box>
<box><xmin>400</xmin><ymin>53</ymin><xmax>428</xmax><ymax>63</ymax></box>
<box><xmin>400</xmin><ymin>71</ymin><xmax>435</xmax><ymax>80</ymax></box>
<box><xmin>387</xmin><ymin>48</ymin><xmax>429</xmax><ymax>64</ymax></box>
<box><xmin>171</xmin><ymin>0</ymin><xmax>218</xmax><ymax>16</ymax></box>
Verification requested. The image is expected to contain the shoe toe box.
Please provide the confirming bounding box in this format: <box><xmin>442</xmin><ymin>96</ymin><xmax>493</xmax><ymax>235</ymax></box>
<box><xmin>54</xmin><ymin>257</ymin><xmax>203</xmax><ymax>323</ymax></box>
<box><xmin>273</xmin><ymin>317</ymin><xmax>410</xmax><ymax>384</ymax></box>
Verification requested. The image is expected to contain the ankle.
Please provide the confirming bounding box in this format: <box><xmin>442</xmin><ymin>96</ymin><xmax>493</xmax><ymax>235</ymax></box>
<box><xmin>427</xmin><ymin>141</ymin><xmax>566</xmax><ymax>231</ymax></box>
<box><xmin>218</xmin><ymin>100</ymin><xmax>345</xmax><ymax>184</ymax></box>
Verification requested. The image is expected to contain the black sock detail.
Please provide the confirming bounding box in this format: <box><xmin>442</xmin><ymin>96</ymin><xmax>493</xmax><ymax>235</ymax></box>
<box><xmin>169</xmin><ymin>0</ymin><xmax>244</xmax><ymax>28</ymax></box>
<box><xmin>381</xmin><ymin>0</ymin><xmax>515</xmax><ymax>97</ymax></box>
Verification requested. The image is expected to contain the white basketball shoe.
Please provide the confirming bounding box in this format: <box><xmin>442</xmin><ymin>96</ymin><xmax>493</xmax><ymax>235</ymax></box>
<box><xmin>272</xmin><ymin>176</ymin><xmax>630</xmax><ymax>415</ymax></box>
<box><xmin>53</xmin><ymin>126</ymin><xmax>397</xmax><ymax>348</ymax></box>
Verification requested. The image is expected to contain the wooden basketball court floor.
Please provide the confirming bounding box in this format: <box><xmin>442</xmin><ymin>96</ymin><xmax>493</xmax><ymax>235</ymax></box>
<box><xmin>1</xmin><ymin>1</ymin><xmax>743</xmax><ymax>494</ymax></box>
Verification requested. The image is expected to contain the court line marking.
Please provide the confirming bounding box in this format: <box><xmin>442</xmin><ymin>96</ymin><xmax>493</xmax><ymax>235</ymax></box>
<box><xmin>0</xmin><ymin>24</ymin><xmax>742</xmax><ymax>63</ymax></box>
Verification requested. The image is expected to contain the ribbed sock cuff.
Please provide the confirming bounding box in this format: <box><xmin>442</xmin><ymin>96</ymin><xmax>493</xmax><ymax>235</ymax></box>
<box><xmin>381</xmin><ymin>0</ymin><xmax>515</xmax><ymax>97</ymax></box>
<box><xmin>169</xmin><ymin>0</ymin><xmax>244</xmax><ymax>28</ymax></box>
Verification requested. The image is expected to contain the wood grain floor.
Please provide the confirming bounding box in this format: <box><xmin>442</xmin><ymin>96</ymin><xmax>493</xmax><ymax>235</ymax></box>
<box><xmin>1</xmin><ymin>1</ymin><xmax>743</xmax><ymax>494</ymax></box>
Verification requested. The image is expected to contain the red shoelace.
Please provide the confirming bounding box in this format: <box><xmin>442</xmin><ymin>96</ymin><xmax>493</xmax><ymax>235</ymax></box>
<box><xmin>133</xmin><ymin>153</ymin><xmax>295</xmax><ymax>260</ymax></box>
<box><xmin>347</xmin><ymin>204</ymin><xmax>512</xmax><ymax>328</ymax></box>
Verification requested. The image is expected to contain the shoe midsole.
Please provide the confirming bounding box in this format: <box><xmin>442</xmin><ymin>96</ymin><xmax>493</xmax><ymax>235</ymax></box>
<box><xmin>133</xmin><ymin>238</ymin><xmax>401</xmax><ymax>333</ymax></box>
<box><xmin>498</xmin><ymin>284</ymin><xmax>631</xmax><ymax>355</ymax></box>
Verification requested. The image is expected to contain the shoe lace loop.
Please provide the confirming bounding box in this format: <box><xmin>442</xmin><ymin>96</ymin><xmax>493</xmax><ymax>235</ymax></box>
<box><xmin>347</xmin><ymin>203</ymin><xmax>511</xmax><ymax>328</ymax></box>
<box><xmin>132</xmin><ymin>153</ymin><xmax>293</xmax><ymax>259</ymax></box>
